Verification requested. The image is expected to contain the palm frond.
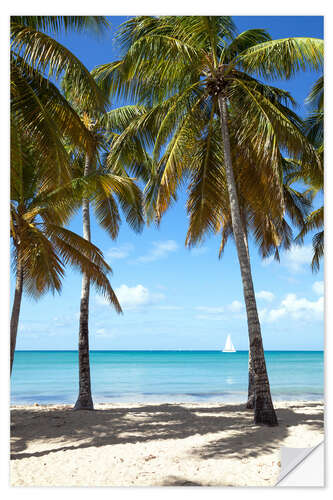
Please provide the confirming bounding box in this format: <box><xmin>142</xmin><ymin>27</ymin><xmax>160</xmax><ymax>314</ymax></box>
<box><xmin>238</xmin><ymin>37</ymin><xmax>323</xmax><ymax>79</ymax></box>
<box><xmin>11</xmin><ymin>22</ymin><xmax>107</xmax><ymax>111</ymax></box>
<box><xmin>11</xmin><ymin>16</ymin><xmax>110</xmax><ymax>35</ymax></box>
<box><xmin>312</xmin><ymin>230</ymin><xmax>324</xmax><ymax>272</ymax></box>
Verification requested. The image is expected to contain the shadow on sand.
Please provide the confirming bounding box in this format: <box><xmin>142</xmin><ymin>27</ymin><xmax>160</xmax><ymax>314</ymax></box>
<box><xmin>11</xmin><ymin>401</ymin><xmax>323</xmax><ymax>464</ymax></box>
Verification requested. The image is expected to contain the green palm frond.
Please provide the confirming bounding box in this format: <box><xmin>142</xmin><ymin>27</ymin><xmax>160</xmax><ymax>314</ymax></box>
<box><xmin>12</xmin><ymin>55</ymin><xmax>96</xmax><ymax>161</ymax></box>
<box><xmin>224</xmin><ymin>29</ymin><xmax>271</xmax><ymax>62</ymax></box>
<box><xmin>312</xmin><ymin>230</ymin><xmax>324</xmax><ymax>272</ymax></box>
<box><xmin>185</xmin><ymin>109</ymin><xmax>226</xmax><ymax>246</ymax></box>
<box><xmin>296</xmin><ymin>207</ymin><xmax>324</xmax><ymax>242</ymax></box>
<box><xmin>19</xmin><ymin>221</ymin><xmax>65</xmax><ymax>298</ymax></box>
<box><xmin>11</xmin><ymin>21</ymin><xmax>107</xmax><ymax>112</ymax></box>
<box><xmin>304</xmin><ymin>111</ymin><xmax>324</xmax><ymax>148</ymax></box>
<box><xmin>93</xmin><ymin>189</ymin><xmax>121</xmax><ymax>239</ymax></box>
<box><xmin>305</xmin><ymin>75</ymin><xmax>323</xmax><ymax>109</ymax></box>
<box><xmin>304</xmin><ymin>76</ymin><xmax>323</xmax><ymax>149</ymax></box>
<box><xmin>11</xmin><ymin>16</ymin><xmax>110</xmax><ymax>35</ymax></box>
<box><xmin>100</xmin><ymin>175</ymin><xmax>144</xmax><ymax>233</ymax></box>
<box><xmin>44</xmin><ymin>224</ymin><xmax>121</xmax><ymax>311</ymax></box>
<box><xmin>101</xmin><ymin>105</ymin><xmax>149</xmax><ymax>134</ymax></box>
<box><xmin>238</xmin><ymin>37</ymin><xmax>323</xmax><ymax>79</ymax></box>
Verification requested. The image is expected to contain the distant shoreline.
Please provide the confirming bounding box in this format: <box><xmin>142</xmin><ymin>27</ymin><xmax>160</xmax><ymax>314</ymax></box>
<box><xmin>15</xmin><ymin>349</ymin><xmax>324</xmax><ymax>352</ymax></box>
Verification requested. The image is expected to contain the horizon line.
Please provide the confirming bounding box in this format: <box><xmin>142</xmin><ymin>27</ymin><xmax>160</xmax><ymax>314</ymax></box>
<box><xmin>15</xmin><ymin>349</ymin><xmax>324</xmax><ymax>352</ymax></box>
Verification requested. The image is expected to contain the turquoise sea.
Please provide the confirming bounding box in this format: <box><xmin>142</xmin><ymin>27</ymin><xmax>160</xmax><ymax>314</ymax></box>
<box><xmin>11</xmin><ymin>350</ymin><xmax>324</xmax><ymax>405</ymax></box>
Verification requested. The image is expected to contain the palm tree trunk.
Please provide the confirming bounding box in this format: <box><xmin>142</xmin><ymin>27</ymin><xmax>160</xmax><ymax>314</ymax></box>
<box><xmin>218</xmin><ymin>94</ymin><xmax>277</xmax><ymax>426</ymax></box>
<box><xmin>10</xmin><ymin>255</ymin><xmax>23</xmax><ymax>375</ymax></box>
<box><xmin>74</xmin><ymin>154</ymin><xmax>94</xmax><ymax>410</ymax></box>
<box><xmin>243</xmin><ymin>233</ymin><xmax>254</xmax><ymax>409</ymax></box>
<box><xmin>246</xmin><ymin>349</ymin><xmax>255</xmax><ymax>409</ymax></box>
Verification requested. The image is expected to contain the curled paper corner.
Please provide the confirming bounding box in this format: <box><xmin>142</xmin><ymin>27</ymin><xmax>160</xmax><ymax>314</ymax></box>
<box><xmin>275</xmin><ymin>441</ymin><xmax>324</xmax><ymax>487</ymax></box>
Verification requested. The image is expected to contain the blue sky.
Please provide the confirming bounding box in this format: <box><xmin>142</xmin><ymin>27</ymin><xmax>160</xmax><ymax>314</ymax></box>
<box><xmin>14</xmin><ymin>16</ymin><xmax>324</xmax><ymax>351</ymax></box>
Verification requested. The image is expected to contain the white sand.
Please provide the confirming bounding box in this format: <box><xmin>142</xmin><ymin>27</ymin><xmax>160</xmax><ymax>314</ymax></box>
<box><xmin>10</xmin><ymin>400</ymin><xmax>324</xmax><ymax>487</ymax></box>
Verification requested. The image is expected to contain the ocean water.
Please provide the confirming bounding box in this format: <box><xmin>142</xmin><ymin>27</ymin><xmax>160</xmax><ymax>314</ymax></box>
<box><xmin>11</xmin><ymin>350</ymin><xmax>324</xmax><ymax>405</ymax></box>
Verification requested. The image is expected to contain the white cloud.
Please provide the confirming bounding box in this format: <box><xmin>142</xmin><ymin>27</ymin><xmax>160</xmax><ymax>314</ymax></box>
<box><xmin>137</xmin><ymin>240</ymin><xmax>178</xmax><ymax>263</ymax></box>
<box><xmin>284</xmin><ymin>245</ymin><xmax>313</xmax><ymax>272</ymax></box>
<box><xmin>267</xmin><ymin>308</ymin><xmax>286</xmax><ymax>322</ymax></box>
<box><xmin>262</xmin><ymin>293</ymin><xmax>324</xmax><ymax>323</ymax></box>
<box><xmin>313</xmin><ymin>281</ymin><xmax>324</xmax><ymax>296</ymax></box>
<box><xmin>106</xmin><ymin>244</ymin><xmax>133</xmax><ymax>260</ymax></box>
<box><xmin>228</xmin><ymin>300</ymin><xmax>243</xmax><ymax>313</ymax></box>
<box><xmin>261</xmin><ymin>245</ymin><xmax>313</xmax><ymax>274</ymax></box>
<box><xmin>114</xmin><ymin>284</ymin><xmax>165</xmax><ymax>310</ymax></box>
<box><xmin>256</xmin><ymin>290</ymin><xmax>275</xmax><ymax>302</ymax></box>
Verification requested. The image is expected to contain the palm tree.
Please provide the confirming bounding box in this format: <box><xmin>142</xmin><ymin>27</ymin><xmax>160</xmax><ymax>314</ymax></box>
<box><xmin>9</xmin><ymin>15</ymin><xmax>133</xmax><ymax>406</ymax></box>
<box><xmin>93</xmin><ymin>16</ymin><xmax>322</xmax><ymax>425</ymax></box>
<box><xmin>10</xmin><ymin>124</ymin><xmax>121</xmax><ymax>374</ymax></box>
<box><xmin>75</xmin><ymin>127</ymin><xmax>144</xmax><ymax>411</ymax></box>
<box><xmin>11</xmin><ymin>16</ymin><xmax>121</xmax><ymax>375</ymax></box>
<box><xmin>60</xmin><ymin>77</ymin><xmax>145</xmax><ymax>410</ymax></box>
<box><xmin>106</xmin><ymin>107</ymin><xmax>311</xmax><ymax>410</ymax></box>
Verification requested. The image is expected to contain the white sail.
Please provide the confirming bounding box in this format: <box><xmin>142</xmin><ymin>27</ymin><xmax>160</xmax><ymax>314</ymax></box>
<box><xmin>223</xmin><ymin>334</ymin><xmax>236</xmax><ymax>352</ymax></box>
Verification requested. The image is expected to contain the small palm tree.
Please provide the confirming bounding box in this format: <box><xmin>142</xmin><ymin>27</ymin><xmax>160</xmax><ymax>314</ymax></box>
<box><xmin>94</xmin><ymin>16</ymin><xmax>322</xmax><ymax>425</ymax></box>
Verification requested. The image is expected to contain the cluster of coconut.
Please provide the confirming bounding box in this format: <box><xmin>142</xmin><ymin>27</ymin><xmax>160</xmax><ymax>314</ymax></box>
<box><xmin>204</xmin><ymin>66</ymin><xmax>230</xmax><ymax>97</ymax></box>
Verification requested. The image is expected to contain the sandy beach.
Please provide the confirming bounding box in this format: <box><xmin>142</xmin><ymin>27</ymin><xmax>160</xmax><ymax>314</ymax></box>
<box><xmin>10</xmin><ymin>400</ymin><xmax>323</xmax><ymax>487</ymax></box>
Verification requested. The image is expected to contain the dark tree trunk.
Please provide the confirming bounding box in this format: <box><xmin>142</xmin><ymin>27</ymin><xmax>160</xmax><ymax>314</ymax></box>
<box><xmin>244</xmin><ymin>234</ymin><xmax>254</xmax><ymax>409</ymax></box>
<box><xmin>217</xmin><ymin>94</ymin><xmax>278</xmax><ymax>426</ymax></box>
<box><xmin>74</xmin><ymin>154</ymin><xmax>94</xmax><ymax>410</ymax></box>
<box><xmin>10</xmin><ymin>256</ymin><xmax>23</xmax><ymax>375</ymax></box>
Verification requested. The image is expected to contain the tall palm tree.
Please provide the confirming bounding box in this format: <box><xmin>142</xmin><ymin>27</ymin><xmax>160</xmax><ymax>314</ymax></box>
<box><xmin>93</xmin><ymin>16</ymin><xmax>322</xmax><ymax>425</ymax></box>
<box><xmin>106</xmin><ymin>105</ymin><xmax>311</xmax><ymax>410</ymax></box>
<box><xmin>10</xmin><ymin>124</ymin><xmax>121</xmax><ymax>374</ymax></box>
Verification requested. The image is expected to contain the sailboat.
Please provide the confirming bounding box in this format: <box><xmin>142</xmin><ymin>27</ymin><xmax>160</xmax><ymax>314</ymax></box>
<box><xmin>223</xmin><ymin>334</ymin><xmax>236</xmax><ymax>353</ymax></box>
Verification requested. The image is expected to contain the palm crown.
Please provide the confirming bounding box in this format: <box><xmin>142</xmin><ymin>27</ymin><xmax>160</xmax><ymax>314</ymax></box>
<box><xmin>94</xmin><ymin>16</ymin><xmax>321</xmax><ymax>252</ymax></box>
